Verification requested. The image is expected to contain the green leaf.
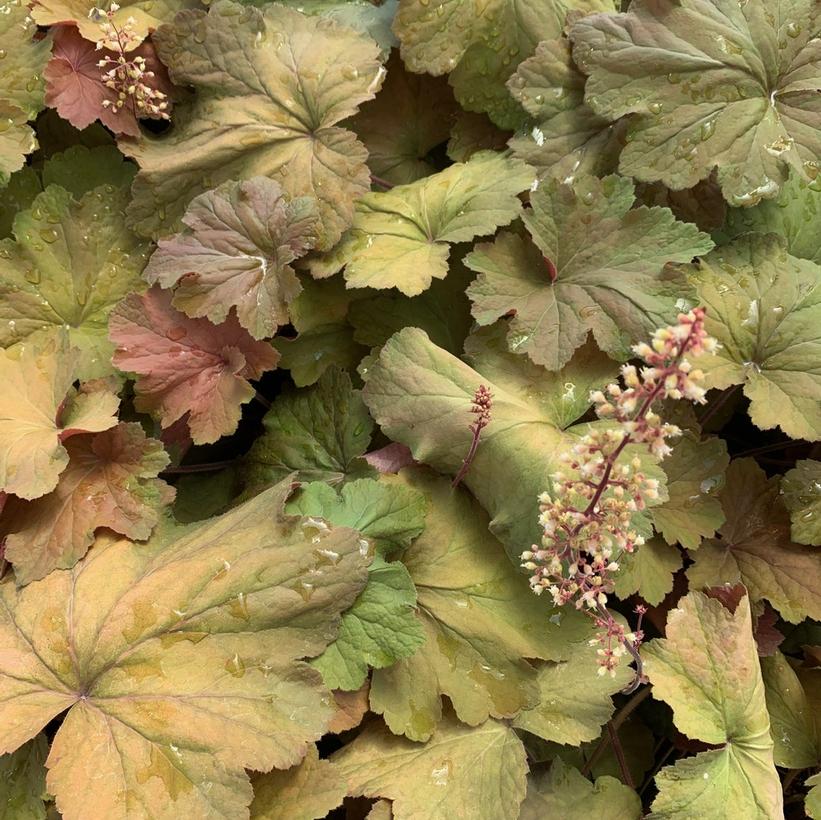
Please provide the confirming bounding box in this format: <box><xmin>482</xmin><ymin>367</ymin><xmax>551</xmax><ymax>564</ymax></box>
<box><xmin>808</xmin><ymin>773</ymin><xmax>821</xmax><ymax>819</ymax></box>
<box><xmin>394</xmin><ymin>0</ymin><xmax>615</xmax><ymax>129</ymax></box>
<box><xmin>310</xmin><ymin>554</ymin><xmax>423</xmax><ymax>691</ymax></box>
<box><xmin>249</xmin><ymin>744</ymin><xmax>347</xmax><ymax>820</ymax></box>
<box><xmin>273</xmin><ymin>275</ymin><xmax>370</xmax><ymax>386</ymax></box>
<box><xmin>41</xmin><ymin>145</ymin><xmax>136</xmax><ymax>199</ymax></box>
<box><xmin>350</xmin><ymin>51</ymin><xmax>458</xmax><ymax>185</ymax></box>
<box><xmin>318</xmin><ymin>151</ymin><xmax>533</xmax><ymax>296</ymax></box>
<box><xmin>0</xmin><ymin>480</ymin><xmax>370</xmax><ymax>818</ymax></box>
<box><xmin>245</xmin><ymin>369</ymin><xmax>375</xmax><ymax>490</ymax></box>
<box><xmin>761</xmin><ymin>650</ymin><xmax>820</xmax><ymax>769</ymax></box>
<box><xmin>781</xmin><ymin>460</ymin><xmax>821</xmax><ymax>546</ymax></box>
<box><xmin>274</xmin><ymin>325</ymin><xmax>369</xmax><ymax>387</ymax></box>
<box><xmin>571</xmin><ymin>0</ymin><xmax>821</xmax><ymax>206</ymax></box>
<box><xmin>369</xmin><ymin>468</ymin><xmax>591</xmax><ymax>741</ymax></box>
<box><xmin>520</xmin><ymin>758</ymin><xmax>641</xmax><ymax>820</ymax></box>
<box><xmin>173</xmin><ymin>467</ymin><xmax>242</xmax><ymax>524</ymax></box>
<box><xmin>286</xmin><ymin>478</ymin><xmax>427</xmax><ymax>690</ymax></box>
<box><xmin>508</xmin><ymin>38</ymin><xmax>625</xmax><ymax>182</ymax></box>
<box><xmin>0</xmin><ymin>166</ymin><xmax>41</xmax><ymax>238</ymax></box>
<box><xmin>0</xmin><ymin>0</ymin><xmax>51</xmax><ymax>119</ymax></box>
<box><xmin>651</xmin><ymin>433</ymin><xmax>729</xmax><ymax>550</ymax></box>
<box><xmin>466</xmin><ymin>174</ymin><xmax>713</xmax><ymax>370</ymax></box>
<box><xmin>332</xmin><ymin>714</ymin><xmax>528</xmax><ymax>820</ymax></box>
<box><xmin>613</xmin><ymin>537</ymin><xmax>682</xmax><ymax>607</ymax></box>
<box><xmin>688</xmin><ymin>233</ymin><xmax>821</xmax><ymax>441</ymax></box>
<box><xmin>349</xmin><ymin>257</ymin><xmax>475</xmax><ymax>356</ymax></box>
<box><xmin>513</xmin><ymin>640</ymin><xmax>632</xmax><ymax>746</ymax></box>
<box><xmin>0</xmin><ymin>334</ymin><xmax>119</xmax><ymax>500</ymax></box>
<box><xmin>362</xmin><ymin>325</ymin><xmax>632</xmax><ymax>563</ymax></box>
<box><xmin>124</xmin><ymin>1</ymin><xmax>385</xmax><ymax>247</ymax></box>
<box><xmin>689</xmin><ymin>459</ymin><xmax>821</xmax><ymax>624</ymax></box>
<box><xmin>0</xmin><ymin>734</ymin><xmax>49</xmax><ymax>820</ymax></box>
<box><xmin>642</xmin><ymin>590</ymin><xmax>782</xmax><ymax>819</ymax></box>
<box><xmin>722</xmin><ymin>172</ymin><xmax>821</xmax><ymax>263</ymax></box>
<box><xmin>0</xmin><ymin>103</ymin><xmax>37</xmax><ymax>188</ymax></box>
<box><xmin>286</xmin><ymin>478</ymin><xmax>427</xmax><ymax>557</ymax></box>
<box><xmin>0</xmin><ymin>184</ymin><xmax>150</xmax><ymax>379</ymax></box>
<box><xmin>144</xmin><ymin>177</ymin><xmax>319</xmax><ymax>340</ymax></box>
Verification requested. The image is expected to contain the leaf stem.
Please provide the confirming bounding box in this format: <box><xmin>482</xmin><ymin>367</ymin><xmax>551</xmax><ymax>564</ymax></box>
<box><xmin>253</xmin><ymin>391</ymin><xmax>272</xmax><ymax>410</ymax></box>
<box><xmin>697</xmin><ymin>383</ymin><xmax>740</xmax><ymax>428</ymax></box>
<box><xmin>608</xmin><ymin>721</ymin><xmax>635</xmax><ymax>789</ymax></box>
<box><xmin>161</xmin><ymin>460</ymin><xmax>236</xmax><ymax>475</ymax></box>
<box><xmin>370</xmin><ymin>174</ymin><xmax>395</xmax><ymax>190</ymax></box>
<box><xmin>581</xmin><ymin>685</ymin><xmax>652</xmax><ymax>777</ymax></box>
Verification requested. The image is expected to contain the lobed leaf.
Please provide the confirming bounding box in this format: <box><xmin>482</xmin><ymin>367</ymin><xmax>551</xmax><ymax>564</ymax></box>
<box><xmin>109</xmin><ymin>287</ymin><xmax>279</xmax><ymax>445</ymax></box>
<box><xmin>317</xmin><ymin>151</ymin><xmax>533</xmax><ymax>296</ymax></box>
<box><xmin>520</xmin><ymin>758</ymin><xmax>641</xmax><ymax>820</ymax></box>
<box><xmin>369</xmin><ymin>468</ymin><xmax>591</xmax><ymax>741</ymax></box>
<box><xmin>0</xmin><ymin>184</ymin><xmax>150</xmax><ymax>378</ymax></box>
<box><xmin>0</xmin><ymin>480</ymin><xmax>370</xmax><ymax>819</ymax></box>
<box><xmin>1</xmin><ymin>423</ymin><xmax>175</xmax><ymax>585</ymax></box>
<box><xmin>286</xmin><ymin>478</ymin><xmax>427</xmax><ymax>690</ymax></box>
<box><xmin>571</xmin><ymin>0</ymin><xmax>821</xmax><ymax>205</ymax></box>
<box><xmin>688</xmin><ymin>459</ymin><xmax>821</xmax><ymax>624</ymax></box>
<box><xmin>144</xmin><ymin>178</ymin><xmax>319</xmax><ymax>340</ymax></box>
<box><xmin>781</xmin><ymin>459</ymin><xmax>821</xmax><ymax>546</ymax></box>
<box><xmin>123</xmin><ymin>1</ymin><xmax>385</xmax><ymax>247</ymax></box>
<box><xmin>244</xmin><ymin>368</ymin><xmax>375</xmax><ymax>489</ymax></box>
<box><xmin>642</xmin><ymin>590</ymin><xmax>782</xmax><ymax>819</ymax></box>
<box><xmin>332</xmin><ymin>714</ymin><xmax>528</xmax><ymax>820</ymax></box>
<box><xmin>466</xmin><ymin>174</ymin><xmax>713</xmax><ymax>370</ymax></box>
<box><xmin>687</xmin><ymin>234</ymin><xmax>821</xmax><ymax>441</ymax></box>
<box><xmin>0</xmin><ymin>334</ymin><xmax>118</xmax><ymax>500</ymax></box>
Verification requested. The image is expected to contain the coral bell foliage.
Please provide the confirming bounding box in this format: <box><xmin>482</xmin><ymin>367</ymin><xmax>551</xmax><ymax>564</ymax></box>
<box><xmin>1</xmin><ymin>0</ymin><xmax>820</xmax><ymax>818</ymax></box>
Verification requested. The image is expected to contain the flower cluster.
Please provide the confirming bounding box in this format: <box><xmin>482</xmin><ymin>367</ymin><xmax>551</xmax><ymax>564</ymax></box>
<box><xmin>90</xmin><ymin>3</ymin><xmax>169</xmax><ymax>121</ymax></box>
<box><xmin>523</xmin><ymin>308</ymin><xmax>716</xmax><ymax>686</ymax></box>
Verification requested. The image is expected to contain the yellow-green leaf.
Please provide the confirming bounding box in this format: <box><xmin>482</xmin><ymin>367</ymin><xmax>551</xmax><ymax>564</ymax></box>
<box><xmin>124</xmin><ymin>2</ymin><xmax>385</xmax><ymax>247</ymax></box>
<box><xmin>0</xmin><ymin>734</ymin><xmax>49</xmax><ymax>820</ymax></box>
<box><xmin>369</xmin><ymin>468</ymin><xmax>591</xmax><ymax>741</ymax></box>
<box><xmin>687</xmin><ymin>234</ymin><xmax>821</xmax><ymax>441</ymax></box>
<box><xmin>0</xmin><ymin>480</ymin><xmax>370</xmax><ymax>819</ymax></box>
<box><xmin>688</xmin><ymin>459</ymin><xmax>821</xmax><ymax>624</ymax></box>
<box><xmin>0</xmin><ymin>184</ymin><xmax>150</xmax><ymax>378</ymax></box>
<box><xmin>249</xmin><ymin>744</ymin><xmax>347</xmax><ymax>820</ymax></box>
<box><xmin>319</xmin><ymin>152</ymin><xmax>533</xmax><ymax>296</ymax></box>
<box><xmin>781</xmin><ymin>459</ymin><xmax>821</xmax><ymax>546</ymax></box>
<box><xmin>642</xmin><ymin>590</ymin><xmax>782</xmax><ymax>819</ymax></box>
<box><xmin>651</xmin><ymin>433</ymin><xmax>729</xmax><ymax>550</ymax></box>
<box><xmin>520</xmin><ymin>758</ymin><xmax>641</xmax><ymax>820</ymax></box>
<box><xmin>332</xmin><ymin>714</ymin><xmax>528</xmax><ymax>820</ymax></box>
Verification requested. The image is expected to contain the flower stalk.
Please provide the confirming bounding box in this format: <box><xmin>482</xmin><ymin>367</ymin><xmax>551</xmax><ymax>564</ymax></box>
<box><xmin>523</xmin><ymin>308</ymin><xmax>717</xmax><ymax>688</ymax></box>
<box><xmin>452</xmin><ymin>385</ymin><xmax>493</xmax><ymax>489</ymax></box>
<box><xmin>90</xmin><ymin>3</ymin><xmax>169</xmax><ymax>122</ymax></box>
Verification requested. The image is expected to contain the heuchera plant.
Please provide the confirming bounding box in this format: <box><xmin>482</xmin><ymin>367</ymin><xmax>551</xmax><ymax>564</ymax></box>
<box><xmin>0</xmin><ymin>0</ymin><xmax>819</xmax><ymax>818</ymax></box>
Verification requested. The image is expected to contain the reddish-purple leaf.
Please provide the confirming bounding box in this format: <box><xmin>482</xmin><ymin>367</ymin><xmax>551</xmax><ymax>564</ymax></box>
<box><xmin>43</xmin><ymin>24</ymin><xmax>171</xmax><ymax>138</ymax></box>
<box><xmin>110</xmin><ymin>287</ymin><xmax>279</xmax><ymax>444</ymax></box>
